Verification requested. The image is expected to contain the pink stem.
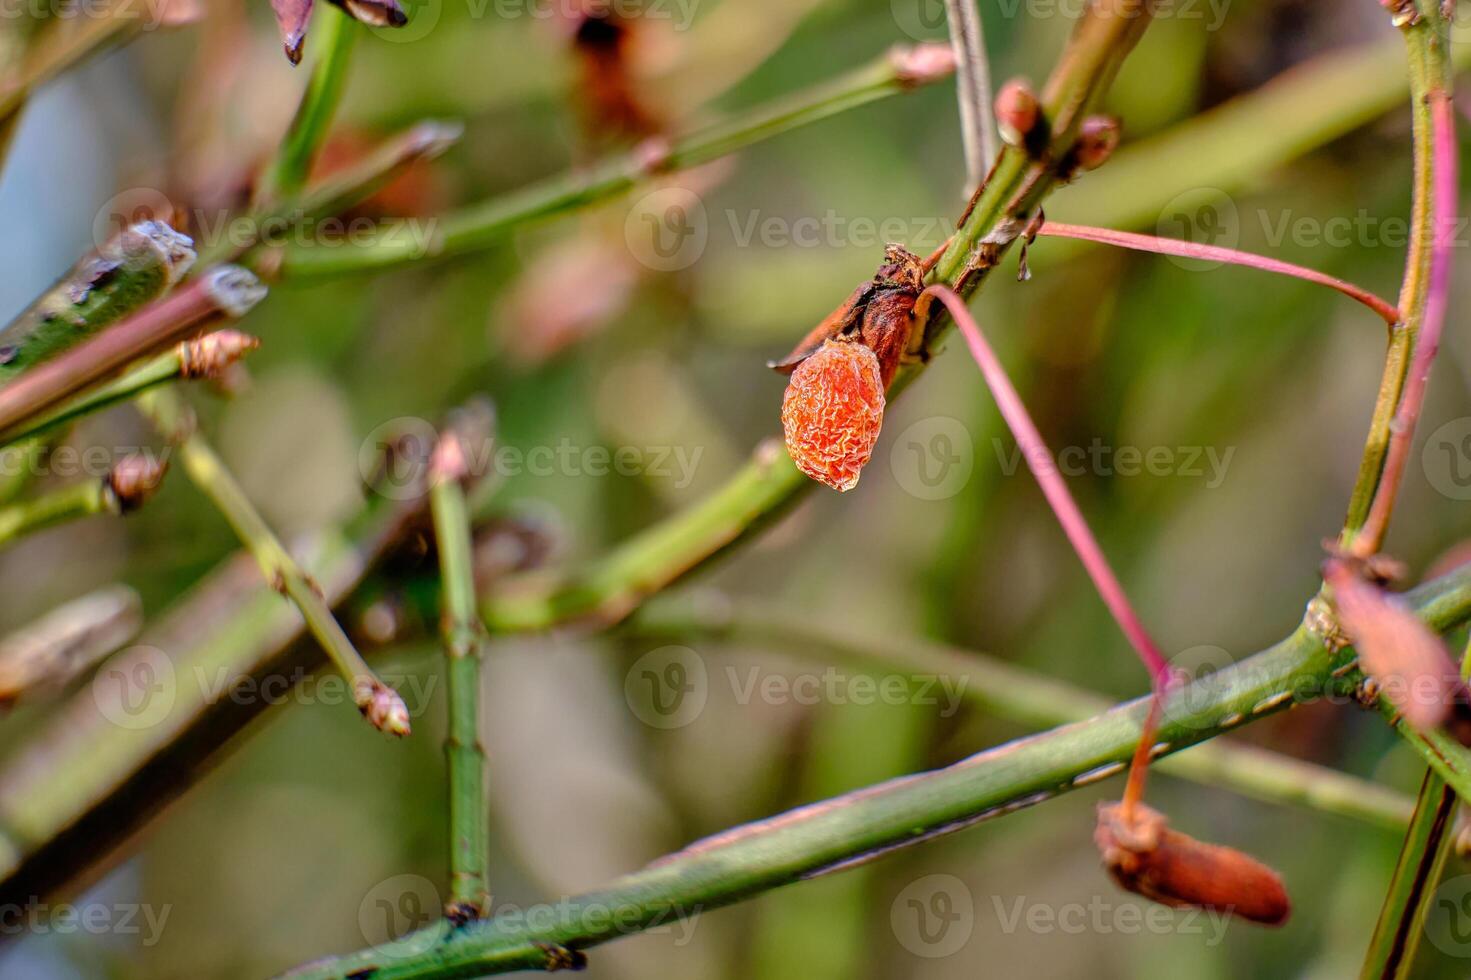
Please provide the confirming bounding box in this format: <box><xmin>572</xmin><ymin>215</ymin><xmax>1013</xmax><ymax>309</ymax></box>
<box><xmin>1356</xmin><ymin>93</ymin><xmax>1459</xmax><ymax>554</ymax></box>
<box><xmin>920</xmin><ymin>283</ymin><xmax>1170</xmax><ymax>684</ymax></box>
<box><xmin>1038</xmin><ymin>222</ymin><xmax>1403</xmax><ymax>328</ymax></box>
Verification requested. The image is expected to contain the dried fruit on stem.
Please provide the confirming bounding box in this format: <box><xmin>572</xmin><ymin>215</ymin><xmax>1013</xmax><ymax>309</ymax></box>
<box><xmin>1095</xmin><ymin>801</ymin><xmax>1291</xmax><ymax>925</ymax></box>
<box><xmin>781</xmin><ymin>340</ymin><xmax>885</xmax><ymax>492</ymax></box>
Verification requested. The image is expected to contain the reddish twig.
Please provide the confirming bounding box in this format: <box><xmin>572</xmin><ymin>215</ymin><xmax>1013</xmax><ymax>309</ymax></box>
<box><xmin>0</xmin><ymin>266</ymin><xmax>264</xmax><ymax>435</ymax></box>
<box><xmin>920</xmin><ymin>285</ymin><xmax>1168</xmax><ymax>681</ymax></box>
<box><xmin>1037</xmin><ymin>221</ymin><xmax>1403</xmax><ymax>327</ymax></box>
<box><xmin>1354</xmin><ymin>93</ymin><xmax>1459</xmax><ymax>555</ymax></box>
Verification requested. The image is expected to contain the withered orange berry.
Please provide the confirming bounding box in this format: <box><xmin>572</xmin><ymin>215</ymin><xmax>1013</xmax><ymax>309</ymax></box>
<box><xmin>781</xmin><ymin>338</ymin><xmax>885</xmax><ymax>492</ymax></box>
<box><xmin>1095</xmin><ymin>801</ymin><xmax>1290</xmax><ymax>926</ymax></box>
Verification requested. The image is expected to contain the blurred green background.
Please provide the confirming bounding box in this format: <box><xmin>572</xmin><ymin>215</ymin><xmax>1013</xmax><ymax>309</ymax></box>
<box><xmin>4</xmin><ymin>0</ymin><xmax>1471</xmax><ymax>976</ymax></box>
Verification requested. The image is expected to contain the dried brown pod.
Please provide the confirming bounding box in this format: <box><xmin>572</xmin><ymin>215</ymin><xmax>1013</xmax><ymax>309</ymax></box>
<box><xmin>770</xmin><ymin>243</ymin><xmax>925</xmax><ymax>389</ymax></box>
<box><xmin>1095</xmin><ymin>801</ymin><xmax>1290</xmax><ymax>926</ymax></box>
<box><xmin>1323</xmin><ymin>556</ymin><xmax>1464</xmax><ymax>732</ymax></box>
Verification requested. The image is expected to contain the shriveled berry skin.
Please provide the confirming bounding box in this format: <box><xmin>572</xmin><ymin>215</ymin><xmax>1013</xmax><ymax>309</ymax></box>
<box><xmin>781</xmin><ymin>339</ymin><xmax>885</xmax><ymax>492</ymax></box>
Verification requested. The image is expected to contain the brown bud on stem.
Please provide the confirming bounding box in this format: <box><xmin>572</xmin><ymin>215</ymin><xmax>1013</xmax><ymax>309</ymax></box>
<box><xmin>355</xmin><ymin>677</ymin><xmax>412</xmax><ymax>736</ymax></box>
<box><xmin>179</xmin><ymin>330</ymin><xmax>260</xmax><ymax>380</ymax></box>
<box><xmin>1095</xmin><ymin>802</ymin><xmax>1290</xmax><ymax>926</ymax></box>
<box><xmin>106</xmin><ymin>454</ymin><xmax>169</xmax><ymax>513</ymax></box>
<box><xmin>889</xmin><ymin>42</ymin><xmax>958</xmax><ymax>88</ymax></box>
<box><xmin>1072</xmin><ymin>115</ymin><xmax>1121</xmax><ymax>172</ymax></box>
<box><xmin>995</xmin><ymin>79</ymin><xmax>1041</xmax><ymax>149</ymax></box>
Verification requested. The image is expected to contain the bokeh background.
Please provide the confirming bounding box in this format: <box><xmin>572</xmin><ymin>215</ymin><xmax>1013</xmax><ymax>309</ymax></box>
<box><xmin>4</xmin><ymin>0</ymin><xmax>1471</xmax><ymax>976</ymax></box>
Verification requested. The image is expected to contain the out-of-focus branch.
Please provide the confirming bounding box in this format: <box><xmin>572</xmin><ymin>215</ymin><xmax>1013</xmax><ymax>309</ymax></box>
<box><xmin>137</xmin><ymin>387</ymin><xmax>411</xmax><ymax>736</ymax></box>
<box><xmin>277</xmin><ymin>566</ymin><xmax>1471</xmax><ymax>980</ymax></box>
<box><xmin>630</xmin><ymin>592</ymin><xmax>1415</xmax><ymax>830</ymax></box>
<box><xmin>267</xmin><ymin>43</ymin><xmax>958</xmax><ymax>279</ymax></box>
<box><xmin>0</xmin><ymin>330</ymin><xmax>259</xmax><ymax>447</ymax></box>
<box><xmin>0</xmin><ymin>266</ymin><xmax>265</xmax><ymax>437</ymax></box>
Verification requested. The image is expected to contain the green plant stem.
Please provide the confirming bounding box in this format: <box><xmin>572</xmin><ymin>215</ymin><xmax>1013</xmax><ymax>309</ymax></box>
<box><xmin>0</xmin><ymin>487</ymin><xmax>426</xmax><ymax>897</ymax></box>
<box><xmin>252</xmin><ymin>8</ymin><xmax>357</xmax><ymax>210</ymax></box>
<box><xmin>266</xmin><ymin>43</ymin><xmax>955</xmax><ymax>279</ymax></box>
<box><xmin>483</xmin><ymin>1</ymin><xmax>1153</xmax><ymax>633</ymax></box>
<box><xmin>1341</xmin><ymin>8</ymin><xmax>1454</xmax><ymax>542</ymax></box>
<box><xmin>429</xmin><ymin>463</ymin><xmax>491</xmax><ymax>919</ymax></box>
<box><xmin>0</xmin><ymin>477</ymin><xmax>115</xmax><ymax>545</ymax></box>
<box><xmin>0</xmin><ymin>266</ymin><xmax>264</xmax><ymax>438</ymax></box>
<box><xmin>136</xmin><ymin>386</ymin><xmax>410</xmax><ymax>734</ymax></box>
<box><xmin>278</xmin><ymin>566</ymin><xmax>1471</xmax><ymax>980</ymax></box>
<box><xmin>1354</xmin><ymin>11</ymin><xmax>1460</xmax><ymax>977</ymax></box>
<box><xmin>631</xmin><ymin>593</ymin><xmax>1414</xmax><ymax>831</ymax></box>
<box><xmin>0</xmin><ymin>349</ymin><xmax>182</xmax><ymax>445</ymax></box>
<box><xmin>1359</xmin><ymin>769</ymin><xmax>1456</xmax><ymax>979</ymax></box>
<box><xmin>0</xmin><ymin>221</ymin><xmax>195</xmax><ymax>383</ymax></box>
